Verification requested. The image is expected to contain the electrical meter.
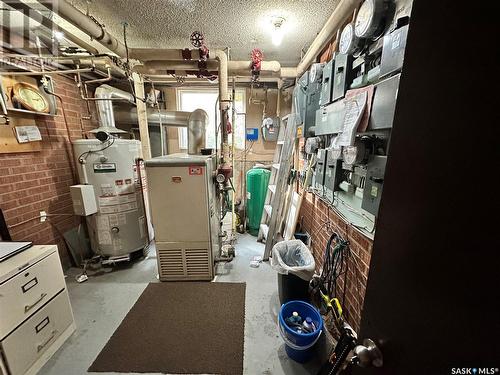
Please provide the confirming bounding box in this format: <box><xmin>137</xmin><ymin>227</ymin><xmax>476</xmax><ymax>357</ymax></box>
<box><xmin>309</xmin><ymin>63</ymin><xmax>325</xmax><ymax>84</ymax></box>
<box><xmin>330</xmin><ymin>146</ymin><xmax>343</xmax><ymax>160</ymax></box>
<box><xmin>343</xmin><ymin>143</ymin><xmax>368</xmax><ymax>165</ymax></box>
<box><xmin>355</xmin><ymin>0</ymin><xmax>388</xmax><ymax>40</ymax></box>
<box><xmin>339</xmin><ymin>23</ymin><xmax>363</xmax><ymax>56</ymax></box>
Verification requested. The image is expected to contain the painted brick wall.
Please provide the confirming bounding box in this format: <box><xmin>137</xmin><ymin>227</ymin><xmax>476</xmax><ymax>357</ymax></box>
<box><xmin>0</xmin><ymin>73</ymin><xmax>99</xmax><ymax>269</ymax></box>
<box><xmin>299</xmin><ymin>191</ymin><xmax>373</xmax><ymax>333</ymax></box>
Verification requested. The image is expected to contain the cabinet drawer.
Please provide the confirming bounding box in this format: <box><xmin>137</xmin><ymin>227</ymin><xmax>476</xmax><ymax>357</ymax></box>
<box><xmin>0</xmin><ymin>252</ymin><xmax>66</xmax><ymax>339</ymax></box>
<box><xmin>1</xmin><ymin>290</ymin><xmax>73</xmax><ymax>375</ymax></box>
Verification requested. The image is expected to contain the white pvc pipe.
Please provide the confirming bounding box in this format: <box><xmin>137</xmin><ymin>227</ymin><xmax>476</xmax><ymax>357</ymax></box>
<box><xmin>296</xmin><ymin>0</ymin><xmax>360</xmax><ymax>76</ymax></box>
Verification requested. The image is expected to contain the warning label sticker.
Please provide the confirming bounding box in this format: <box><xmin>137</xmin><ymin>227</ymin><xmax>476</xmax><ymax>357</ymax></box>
<box><xmin>189</xmin><ymin>166</ymin><xmax>203</xmax><ymax>175</ymax></box>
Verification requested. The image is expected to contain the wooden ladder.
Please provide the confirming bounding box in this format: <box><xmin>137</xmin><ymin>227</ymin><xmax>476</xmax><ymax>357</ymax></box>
<box><xmin>258</xmin><ymin>113</ymin><xmax>299</xmax><ymax>260</ymax></box>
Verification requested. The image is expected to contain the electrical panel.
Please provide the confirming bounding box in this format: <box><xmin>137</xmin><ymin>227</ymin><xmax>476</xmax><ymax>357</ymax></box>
<box><xmin>380</xmin><ymin>25</ymin><xmax>409</xmax><ymax>78</ymax></box>
<box><xmin>369</xmin><ymin>73</ymin><xmax>401</xmax><ymax>130</ymax></box>
<box><xmin>313</xmin><ymin>148</ymin><xmax>328</xmax><ymax>194</ymax></box>
<box><xmin>320</xmin><ymin>58</ymin><xmax>335</xmax><ymax>106</ymax></box>
<box><xmin>350</xmin><ymin>56</ymin><xmax>367</xmax><ymax>89</ymax></box>
<box><xmin>296</xmin><ymin>1</ymin><xmax>413</xmax><ymax>233</ymax></box>
<box><xmin>332</xmin><ymin>53</ymin><xmax>353</xmax><ymax>102</ymax></box>
<box><xmin>324</xmin><ymin>151</ymin><xmax>343</xmax><ymax>203</ymax></box>
<box><xmin>304</xmin><ymin>81</ymin><xmax>322</xmax><ymax>136</ymax></box>
<box><xmin>295</xmin><ymin>72</ymin><xmax>309</xmax><ymax>123</ymax></box>
<box><xmin>70</xmin><ymin>185</ymin><xmax>97</xmax><ymax>216</ymax></box>
<box><xmin>362</xmin><ymin>155</ymin><xmax>387</xmax><ymax>215</ymax></box>
<box><xmin>246</xmin><ymin>128</ymin><xmax>259</xmax><ymax>141</ymax></box>
<box><xmin>315</xmin><ymin>100</ymin><xmax>346</xmax><ymax>136</ymax></box>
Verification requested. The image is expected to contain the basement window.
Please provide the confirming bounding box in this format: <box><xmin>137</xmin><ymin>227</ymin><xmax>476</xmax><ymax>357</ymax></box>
<box><xmin>177</xmin><ymin>88</ymin><xmax>246</xmax><ymax>150</ymax></box>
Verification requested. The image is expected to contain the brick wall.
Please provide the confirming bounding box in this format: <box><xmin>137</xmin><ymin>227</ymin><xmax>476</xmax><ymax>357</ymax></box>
<box><xmin>299</xmin><ymin>191</ymin><xmax>373</xmax><ymax>333</ymax></box>
<box><xmin>0</xmin><ymin>73</ymin><xmax>98</xmax><ymax>269</ymax></box>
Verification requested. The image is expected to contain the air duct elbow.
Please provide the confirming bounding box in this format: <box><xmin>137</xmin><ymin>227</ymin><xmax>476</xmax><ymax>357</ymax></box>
<box><xmin>187</xmin><ymin>109</ymin><xmax>208</xmax><ymax>155</ymax></box>
<box><xmin>93</xmin><ymin>84</ymin><xmax>135</xmax><ymax>134</ymax></box>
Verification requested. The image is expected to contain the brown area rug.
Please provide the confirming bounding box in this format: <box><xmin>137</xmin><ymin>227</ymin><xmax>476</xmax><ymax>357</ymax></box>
<box><xmin>88</xmin><ymin>282</ymin><xmax>246</xmax><ymax>374</ymax></box>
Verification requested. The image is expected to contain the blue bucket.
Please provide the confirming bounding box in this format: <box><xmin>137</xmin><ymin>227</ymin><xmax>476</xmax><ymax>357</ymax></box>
<box><xmin>278</xmin><ymin>300</ymin><xmax>323</xmax><ymax>363</ymax></box>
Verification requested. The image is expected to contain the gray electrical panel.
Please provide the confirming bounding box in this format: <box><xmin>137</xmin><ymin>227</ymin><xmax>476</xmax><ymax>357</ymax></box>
<box><xmin>295</xmin><ymin>72</ymin><xmax>309</xmax><ymax>124</ymax></box>
<box><xmin>369</xmin><ymin>73</ymin><xmax>401</xmax><ymax>130</ymax></box>
<box><xmin>304</xmin><ymin>81</ymin><xmax>321</xmax><ymax>136</ymax></box>
<box><xmin>314</xmin><ymin>149</ymin><xmax>328</xmax><ymax>195</ymax></box>
<box><xmin>315</xmin><ymin>100</ymin><xmax>346</xmax><ymax>135</ymax></box>
<box><xmin>362</xmin><ymin>155</ymin><xmax>387</xmax><ymax>216</ymax></box>
<box><xmin>320</xmin><ymin>58</ymin><xmax>335</xmax><ymax>106</ymax></box>
<box><xmin>332</xmin><ymin>53</ymin><xmax>353</xmax><ymax>102</ymax></box>
<box><xmin>380</xmin><ymin>25</ymin><xmax>409</xmax><ymax>78</ymax></box>
<box><xmin>324</xmin><ymin>152</ymin><xmax>343</xmax><ymax>202</ymax></box>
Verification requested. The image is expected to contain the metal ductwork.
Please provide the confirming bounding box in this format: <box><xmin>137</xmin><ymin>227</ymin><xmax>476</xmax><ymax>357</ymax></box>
<box><xmin>187</xmin><ymin>109</ymin><xmax>208</xmax><ymax>155</ymax></box>
<box><xmin>91</xmin><ymin>84</ymin><xmax>135</xmax><ymax>134</ymax></box>
<box><xmin>95</xmin><ymin>85</ymin><xmax>208</xmax><ymax>155</ymax></box>
<box><xmin>114</xmin><ymin>108</ymin><xmax>192</xmax><ymax>127</ymax></box>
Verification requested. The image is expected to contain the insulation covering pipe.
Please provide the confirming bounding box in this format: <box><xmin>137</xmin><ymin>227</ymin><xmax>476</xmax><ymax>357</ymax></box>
<box><xmin>296</xmin><ymin>0</ymin><xmax>361</xmax><ymax>76</ymax></box>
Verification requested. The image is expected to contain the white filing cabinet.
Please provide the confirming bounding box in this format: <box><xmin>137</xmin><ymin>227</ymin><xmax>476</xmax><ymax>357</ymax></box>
<box><xmin>0</xmin><ymin>245</ymin><xmax>75</xmax><ymax>375</ymax></box>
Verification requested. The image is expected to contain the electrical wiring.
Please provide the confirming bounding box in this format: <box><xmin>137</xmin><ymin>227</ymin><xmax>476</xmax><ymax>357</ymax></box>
<box><xmin>320</xmin><ymin>232</ymin><xmax>350</xmax><ymax>302</ymax></box>
<box><xmin>7</xmin><ymin>213</ymin><xmax>73</xmax><ymax>229</ymax></box>
<box><xmin>77</xmin><ymin>136</ymin><xmax>115</xmax><ymax>163</ymax></box>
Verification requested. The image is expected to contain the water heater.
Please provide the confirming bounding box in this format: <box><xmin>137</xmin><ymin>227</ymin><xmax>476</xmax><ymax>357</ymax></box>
<box><xmin>73</xmin><ymin>139</ymin><xmax>148</xmax><ymax>259</ymax></box>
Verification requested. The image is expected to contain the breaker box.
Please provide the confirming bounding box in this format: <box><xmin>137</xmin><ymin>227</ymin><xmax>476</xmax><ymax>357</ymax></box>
<box><xmin>315</xmin><ymin>100</ymin><xmax>346</xmax><ymax>136</ymax></box>
<box><xmin>380</xmin><ymin>25</ymin><xmax>409</xmax><ymax>78</ymax></box>
<box><xmin>313</xmin><ymin>149</ymin><xmax>328</xmax><ymax>195</ymax></box>
<box><xmin>362</xmin><ymin>155</ymin><xmax>387</xmax><ymax>216</ymax></box>
<box><xmin>320</xmin><ymin>57</ymin><xmax>335</xmax><ymax>106</ymax></box>
<box><xmin>70</xmin><ymin>185</ymin><xmax>97</xmax><ymax>216</ymax></box>
<box><xmin>324</xmin><ymin>152</ymin><xmax>343</xmax><ymax>203</ymax></box>
<box><xmin>369</xmin><ymin>73</ymin><xmax>401</xmax><ymax>130</ymax></box>
<box><xmin>332</xmin><ymin>53</ymin><xmax>353</xmax><ymax>102</ymax></box>
<box><xmin>304</xmin><ymin>81</ymin><xmax>322</xmax><ymax>136</ymax></box>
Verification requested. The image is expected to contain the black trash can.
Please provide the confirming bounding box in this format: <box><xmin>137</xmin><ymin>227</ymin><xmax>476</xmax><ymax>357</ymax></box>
<box><xmin>278</xmin><ymin>272</ymin><xmax>310</xmax><ymax>304</ymax></box>
<box><xmin>271</xmin><ymin>240</ymin><xmax>316</xmax><ymax>305</ymax></box>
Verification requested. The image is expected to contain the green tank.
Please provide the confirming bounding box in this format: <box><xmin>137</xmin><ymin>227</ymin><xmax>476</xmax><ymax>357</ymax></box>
<box><xmin>246</xmin><ymin>168</ymin><xmax>271</xmax><ymax>236</ymax></box>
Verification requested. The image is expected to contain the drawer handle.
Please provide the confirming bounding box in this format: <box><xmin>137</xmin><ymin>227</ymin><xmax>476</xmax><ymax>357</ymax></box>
<box><xmin>25</xmin><ymin>293</ymin><xmax>47</xmax><ymax>313</ymax></box>
<box><xmin>37</xmin><ymin>330</ymin><xmax>58</xmax><ymax>353</ymax></box>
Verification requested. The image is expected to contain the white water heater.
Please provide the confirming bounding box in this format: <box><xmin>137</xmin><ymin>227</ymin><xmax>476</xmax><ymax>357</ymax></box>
<box><xmin>73</xmin><ymin>139</ymin><xmax>148</xmax><ymax>258</ymax></box>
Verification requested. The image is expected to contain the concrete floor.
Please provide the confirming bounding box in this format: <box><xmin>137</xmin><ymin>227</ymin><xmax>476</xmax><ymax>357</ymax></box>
<box><xmin>39</xmin><ymin>234</ymin><xmax>328</xmax><ymax>375</ymax></box>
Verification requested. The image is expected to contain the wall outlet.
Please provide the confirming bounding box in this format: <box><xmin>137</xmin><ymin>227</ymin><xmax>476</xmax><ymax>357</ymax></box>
<box><xmin>40</xmin><ymin>211</ymin><xmax>47</xmax><ymax>222</ymax></box>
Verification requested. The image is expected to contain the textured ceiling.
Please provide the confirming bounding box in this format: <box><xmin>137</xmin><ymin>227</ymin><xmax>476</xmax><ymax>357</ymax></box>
<box><xmin>69</xmin><ymin>0</ymin><xmax>340</xmax><ymax>66</ymax></box>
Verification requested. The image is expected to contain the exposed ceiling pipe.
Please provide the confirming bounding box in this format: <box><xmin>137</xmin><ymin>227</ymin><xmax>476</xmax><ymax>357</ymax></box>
<box><xmin>228</xmin><ymin>61</ymin><xmax>281</xmax><ymax>73</ymax></box>
<box><xmin>296</xmin><ymin>0</ymin><xmax>360</xmax><ymax>76</ymax></box>
<box><xmin>129</xmin><ymin>49</ymin><xmax>205</xmax><ymax>61</ymax></box>
<box><xmin>134</xmin><ymin>61</ymin><xmax>219</xmax><ymax>73</ymax></box>
<box><xmin>133</xmin><ymin>60</ymin><xmax>294</xmax><ymax>77</ymax></box>
<box><xmin>134</xmin><ymin>64</ymin><xmax>297</xmax><ymax>79</ymax></box>
<box><xmin>50</xmin><ymin>0</ymin><xmax>128</xmax><ymax>57</ymax></box>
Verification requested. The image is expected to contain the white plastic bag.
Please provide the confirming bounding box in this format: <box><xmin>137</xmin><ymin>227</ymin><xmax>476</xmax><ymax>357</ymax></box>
<box><xmin>271</xmin><ymin>240</ymin><xmax>315</xmax><ymax>281</ymax></box>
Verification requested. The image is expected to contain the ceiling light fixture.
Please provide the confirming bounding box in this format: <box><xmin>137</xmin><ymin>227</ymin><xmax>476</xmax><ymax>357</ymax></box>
<box><xmin>271</xmin><ymin>17</ymin><xmax>285</xmax><ymax>46</ymax></box>
<box><xmin>53</xmin><ymin>30</ymin><xmax>65</xmax><ymax>41</ymax></box>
